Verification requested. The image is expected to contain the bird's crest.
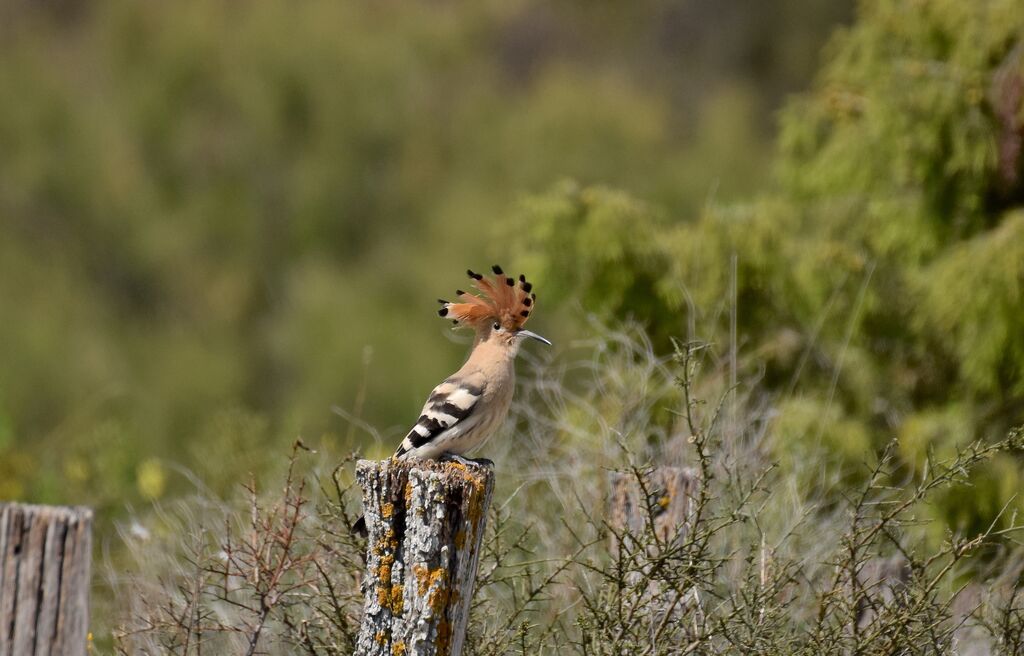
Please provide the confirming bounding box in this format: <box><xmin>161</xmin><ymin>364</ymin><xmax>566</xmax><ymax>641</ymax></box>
<box><xmin>437</xmin><ymin>265</ymin><xmax>536</xmax><ymax>330</ymax></box>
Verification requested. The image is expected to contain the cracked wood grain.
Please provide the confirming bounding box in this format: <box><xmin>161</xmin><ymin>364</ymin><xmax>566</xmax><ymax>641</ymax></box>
<box><xmin>0</xmin><ymin>503</ymin><xmax>92</xmax><ymax>656</ymax></box>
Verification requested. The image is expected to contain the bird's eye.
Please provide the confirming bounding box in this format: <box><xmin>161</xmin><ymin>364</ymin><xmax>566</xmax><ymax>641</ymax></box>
<box><xmin>492</xmin><ymin>322</ymin><xmax>501</xmax><ymax>331</ymax></box>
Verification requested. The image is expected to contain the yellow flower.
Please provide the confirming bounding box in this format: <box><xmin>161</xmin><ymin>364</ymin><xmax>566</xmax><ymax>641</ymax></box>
<box><xmin>64</xmin><ymin>457</ymin><xmax>90</xmax><ymax>485</ymax></box>
<box><xmin>136</xmin><ymin>459</ymin><xmax>167</xmax><ymax>500</ymax></box>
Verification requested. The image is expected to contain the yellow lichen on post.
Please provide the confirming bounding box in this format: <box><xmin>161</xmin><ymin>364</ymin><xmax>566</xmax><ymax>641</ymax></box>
<box><xmin>410</xmin><ymin>564</ymin><xmax>452</xmax><ymax>618</ymax></box>
<box><xmin>377</xmin><ymin>554</ymin><xmax>395</xmax><ymax>581</ymax></box>
<box><xmin>447</xmin><ymin>464</ymin><xmax>489</xmax><ymax>532</ymax></box>
<box><xmin>390</xmin><ymin>585</ymin><xmax>404</xmax><ymax>614</ymax></box>
<box><xmin>437</xmin><ymin>619</ymin><xmax>452</xmax><ymax>653</ymax></box>
<box><xmin>411</xmin><ymin>564</ymin><xmax>428</xmax><ymax>594</ymax></box>
<box><xmin>442</xmin><ymin>461</ymin><xmax>468</xmax><ymax>474</ymax></box>
<box><xmin>408</xmin><ymin>563</ymin><xmax>454</xmax><ymax>638</ymax></box>
<box><xmin>427</xmin><ymin>581</ymin><xmax>451</xmax><ymax>615</ymax></box>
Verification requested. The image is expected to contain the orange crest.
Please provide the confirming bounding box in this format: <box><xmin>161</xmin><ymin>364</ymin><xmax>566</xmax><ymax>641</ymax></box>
<box><xmin>437</xmin><ymin>265</ymin><xmax>536</xmax><ymax>331</ymax></box>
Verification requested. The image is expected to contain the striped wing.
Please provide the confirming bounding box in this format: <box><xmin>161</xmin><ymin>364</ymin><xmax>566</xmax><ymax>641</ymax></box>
<box><xmin>395</xmin><ymin>378</ymin><xmax>484</xmax><ymax>458</ymax></box>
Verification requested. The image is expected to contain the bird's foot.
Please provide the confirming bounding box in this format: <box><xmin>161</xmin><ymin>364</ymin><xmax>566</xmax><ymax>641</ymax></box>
<box><xmin>440</xmin><ymin>453</ymin><xmax>493</xmax><ymax>468</ymax></box>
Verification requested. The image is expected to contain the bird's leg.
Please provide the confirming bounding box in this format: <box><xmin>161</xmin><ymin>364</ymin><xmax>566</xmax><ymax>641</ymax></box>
<box><xmin>440</xmin><ymin>452</ymin><xmax>493</xmax><ymax>468</ymax></box>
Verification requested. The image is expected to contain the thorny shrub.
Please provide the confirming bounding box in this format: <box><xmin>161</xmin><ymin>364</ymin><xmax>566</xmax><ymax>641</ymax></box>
<box><xmin>112</xmin><ymin>329</ymin><xmax>1024</xmax><ymax>655</ymax></box>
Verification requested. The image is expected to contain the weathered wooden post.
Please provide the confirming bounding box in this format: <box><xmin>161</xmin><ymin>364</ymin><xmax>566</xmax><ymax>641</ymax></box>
<box><xmin>0</xmin><ymin>503</ymin><xmax>93</xmax><ymax>656</ymax></box>
<box><xmin>355</xmin><ymin>458</ymin><xmax>494</xmax><ymax>656</ymax></box>
<box><xmin>853</xmin><ymin>555</ymin><xmax>910</xmax><ymax>631</ymax></box>
<box><xmin>609</xmin><ymin>466</ymin><xmax>699</xmax><ymax>555</ymax></box>
<box><xmin>609</xmin><ymin>466</ymin><xmax>699</xmax><ymax>638</ymax></box>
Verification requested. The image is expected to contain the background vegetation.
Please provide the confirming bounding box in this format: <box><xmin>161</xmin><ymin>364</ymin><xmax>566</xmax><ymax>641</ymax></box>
<box><xmin>0</xmin><ymin>0</ymin><xmax>849</xmax><ymax>514</ymax></box>
<box><xmin>3</xmin><ymin>0</ymin><xmax>1024</xmax><ymax>649</ymax></box>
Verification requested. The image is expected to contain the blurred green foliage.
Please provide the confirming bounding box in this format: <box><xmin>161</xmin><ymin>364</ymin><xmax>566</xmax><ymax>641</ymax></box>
<box><xmin>511</xmin><ymin>0</ymin><xmax>1024</xmax><ymax>542</ymax></box>
<box><xmin>0</xmin><ymin>0</ymin><xmax>850</xmax><ymax>516</ymax></box>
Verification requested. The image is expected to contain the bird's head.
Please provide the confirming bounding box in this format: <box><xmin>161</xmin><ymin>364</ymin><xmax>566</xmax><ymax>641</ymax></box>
<box><xmin>482</xmin><ymin>320</ymin><xmax>552</xmax><ymax>350</ymax></box>
<box><xmin>436</xmin><ymin>265</ymin><xmax>551</xmax><ymax>352</ymax></box>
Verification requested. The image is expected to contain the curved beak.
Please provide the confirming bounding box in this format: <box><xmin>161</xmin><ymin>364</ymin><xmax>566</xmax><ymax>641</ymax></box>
<box><xmin>517</xmin><ymin>329</ymin><xmax>552</xmax><ymax>346</ymax></box>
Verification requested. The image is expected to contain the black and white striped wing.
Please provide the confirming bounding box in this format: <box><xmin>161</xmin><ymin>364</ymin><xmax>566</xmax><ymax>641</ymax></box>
<box><xmin>395</xmin><ymin>378</ymin><xmax>484</xmax><ymax>458</ymax></box>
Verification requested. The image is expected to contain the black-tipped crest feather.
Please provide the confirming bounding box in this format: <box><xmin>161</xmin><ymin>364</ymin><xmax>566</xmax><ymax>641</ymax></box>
<box><xmin>437</xmin><ymin>264</ymin><xmax>538</xmax><ymax>331</ymax></box>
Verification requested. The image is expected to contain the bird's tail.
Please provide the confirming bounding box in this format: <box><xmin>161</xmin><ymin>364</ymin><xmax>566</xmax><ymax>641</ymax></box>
<box><xmin>352</xmin><ymin>515</ymin><xmax>367</xmax><ymax>537</ymax></box>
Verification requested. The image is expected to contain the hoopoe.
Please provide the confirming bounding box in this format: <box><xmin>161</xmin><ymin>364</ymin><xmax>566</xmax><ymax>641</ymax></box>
<box><xmin>353</xmin><ymin>265</ymin><xmax>549</xmax><ymax>534</ymax></box>
<box><xmin>396</xmin><ymin>264</ymin><xmax>550</xmax><ymax>459</ymax></box>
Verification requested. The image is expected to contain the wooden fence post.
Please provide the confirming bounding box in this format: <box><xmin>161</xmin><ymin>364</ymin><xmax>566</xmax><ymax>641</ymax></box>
<box><xmin>355</xmin><ymin>458</ymin><xmax>494</xmax><ymax>656</ymax></box>
<box><xmin>853</xmin><ymin>555</ymin><xmax>910</xmax><ymax>631</ymax></box>
<box><xmin>609</xmin><ymin>466</ymin><xmax>699</xmax><ymax>556</ymax></box>
<box><xmin>609</xmin><ymin>466</ymin><xmax>699</xmax><ymax>638</ymax></box>
<box><xmin>0</xmin><ymin>503</ymin><xmax>92</xmax><ymax>656</ymax></box>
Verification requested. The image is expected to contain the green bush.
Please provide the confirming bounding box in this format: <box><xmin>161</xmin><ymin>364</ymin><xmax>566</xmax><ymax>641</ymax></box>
<box><xmin>509</xmin><ymin>0</ymin><xmax>1024</xmax><ymax>540</ymax></box>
